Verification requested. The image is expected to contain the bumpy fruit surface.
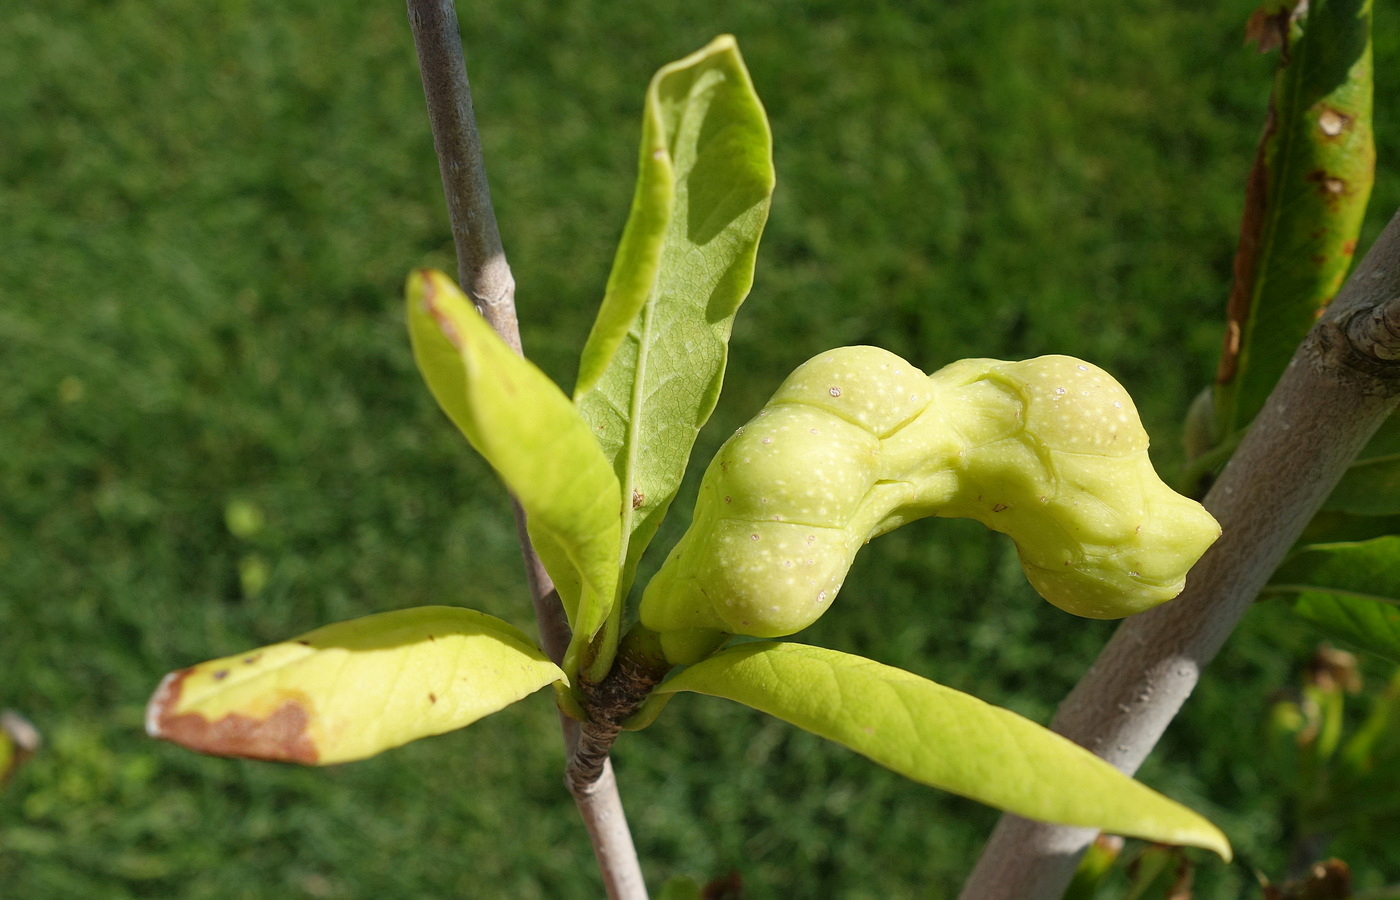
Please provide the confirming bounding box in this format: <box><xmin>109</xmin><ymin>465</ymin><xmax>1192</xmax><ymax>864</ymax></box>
<box><xmin>641</xmin><ymin>347</ymin><xmax>1219</xmax><ymax>662</ymax></box>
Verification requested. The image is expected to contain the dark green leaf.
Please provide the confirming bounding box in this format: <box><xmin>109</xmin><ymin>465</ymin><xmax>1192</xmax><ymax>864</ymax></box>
<box><xmin>1268</xmin><ymin>537</ymin><xmax>1400</xmax><ymax>661</ymax></box>
<box><xmin>1270</xmin><ymin>536</ymin><xmax>1400</xmax><ymax>603</ymax></box>
<box><xmin>1293</xmin><ymin>594</ymin><xmax>1400</xmax><ymax>663</ymax></box>
<box><xmin>1325</xmin><ymin>412</ymin><xmax>1400</xmax><ymax>514</ymax></box>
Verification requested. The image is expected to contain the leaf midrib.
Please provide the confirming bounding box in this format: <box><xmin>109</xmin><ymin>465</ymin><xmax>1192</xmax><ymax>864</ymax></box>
<box><xmin>617</xmin><ymin>294</ymin><xmax>656</xmax><ymax>576</ymax></box>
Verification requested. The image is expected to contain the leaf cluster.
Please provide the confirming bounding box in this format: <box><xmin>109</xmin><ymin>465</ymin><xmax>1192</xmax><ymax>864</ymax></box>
<box><xmin>146</xmin><ymin>36</ymin><xmax>1231</xmax><ymax>862</ymax></box>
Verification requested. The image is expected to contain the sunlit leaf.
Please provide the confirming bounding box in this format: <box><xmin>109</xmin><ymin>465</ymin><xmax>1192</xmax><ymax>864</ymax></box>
<box><xmin>574</xmin><ymin>35</ymin><xmax>775</xmax><ymax>611</ymax></box>
<box><xmin>146</xmin><ymin>606</ymin><xmax>564</xmax><ymax>765</ymax></box>
<box><xmin>1214</xmin><ymin>0</ymin><xmax>1373</xmax><ymax>438</ymax></box>
<box><xmin>657</xmin><ymin>642</ymin><xmax>1231</xmax><ymax>858</ymax></box>
<box><xmin>407</xmin><ymin>269</ymin><xmax>622</xmax><ymax>675</ymax></box>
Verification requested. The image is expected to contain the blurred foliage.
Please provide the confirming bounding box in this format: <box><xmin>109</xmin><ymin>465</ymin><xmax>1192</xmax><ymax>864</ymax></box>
<box><xmin>2</xmin><ymin>0</ymin><xmax>1398</xmax><ymax>897</ymax></box>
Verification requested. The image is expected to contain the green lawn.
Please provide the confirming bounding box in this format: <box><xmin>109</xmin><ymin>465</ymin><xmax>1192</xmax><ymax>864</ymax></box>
<box><xmin>3</xmin><ymin>1</ymin><xmax>1398</xmax><ymax>897</ymax></box>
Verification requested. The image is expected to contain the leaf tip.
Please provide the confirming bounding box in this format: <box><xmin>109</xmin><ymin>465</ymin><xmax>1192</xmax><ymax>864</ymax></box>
<box><xmin>145</xmin><ymin>668</ymin><xmax>321</xmax><ymax>765</ymax></box>
<box><xmin>407</xmin><ymin>268</ymin><xmax>470</xmax><ymax>350</ymax></box>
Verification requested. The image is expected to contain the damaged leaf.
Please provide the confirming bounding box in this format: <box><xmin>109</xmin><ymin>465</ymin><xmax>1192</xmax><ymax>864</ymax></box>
<box><xmin>1214</xmin><ymin>0</ymin><xmax>1373</xmax><ymax>440</ymax></box>
<box><xmin>146</xmin><ymin>606</ymin><xmax>565</xmax><ymax>765</ymax></box>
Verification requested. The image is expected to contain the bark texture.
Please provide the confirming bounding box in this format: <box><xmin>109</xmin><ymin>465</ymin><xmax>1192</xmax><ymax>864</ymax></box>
<box><xmin>960</xmin><ymin>210</ymin><xmax>1400</xmax><ymax>900</ymax></box>
<box><xmin>405</xmin><ymin>4</ymin><xmax>646</xmax><ymax>897</ymax></box>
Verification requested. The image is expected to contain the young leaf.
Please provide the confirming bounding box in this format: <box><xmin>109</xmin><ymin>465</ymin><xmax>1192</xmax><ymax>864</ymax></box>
<box><xmin>146</xmin><ymin>606</ymin><xmax>565</xmax><ymax>765</ymax></box>
<box><xmin>1266</xmin><ymin>536</ymin><xmax>1400</xmax><ymax>661</ymax></box>
<box><xmin>573</xmin><ymin>35</ymin><xmax>775</xmax><ymax>606</ymax></box>
<box><xmin>1213</xmin><ymin>0</ymin><xmax>1373</xmax><ymax>439</ymax></box>
<box><xmin>406</xmin><ymin>269</ymin><xmax>623</xmax><ymax>674</ymax></box>
<box><xmin>656</xmin><ymin>642</ymin><xmax>1231</xmax><ymax>859</ymax></box>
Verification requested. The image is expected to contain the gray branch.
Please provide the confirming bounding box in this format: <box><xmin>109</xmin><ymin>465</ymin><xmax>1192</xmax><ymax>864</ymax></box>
<box><xmin>404</xmin><ymin>4</ymin><xmax>646</xmax><ymax>897</ymax></box>
<box><xmin>405</xmin><ymin>0</ymin><xmax>518</xmax><ymax>344</ymax></box>
<box><xmin>959</xmin><ymin>209</ymin><xmax>1400</xmax><ymax>900</ymax></box>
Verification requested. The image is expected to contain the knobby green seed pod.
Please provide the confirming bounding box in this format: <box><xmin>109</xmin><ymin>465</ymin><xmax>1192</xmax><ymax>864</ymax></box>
<box><xmin>641</xmin><ymin>347</ymin><xmax>1220</xmax><ymax>663</ymax></box>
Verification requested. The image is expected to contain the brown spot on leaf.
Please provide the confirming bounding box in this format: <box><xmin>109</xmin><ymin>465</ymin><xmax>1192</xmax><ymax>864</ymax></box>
<box><xmin>632</xmin><ymin>488</ymin><xmax>645</xmax><ymax>510</ymax></box>
<box><xmin>146</xmin><ymin>670</ymin><xmax>319</xmax><ymax>764</ymax></box>
<box><xmin>1305</xmin><ymin>170</ymin><xmax>1347</xmax><ymax>195</ymax></box>
<box><xmin>992</xmin><ymin>503</ymin><xmax>1010</xmax><ymax>513</ymax></box>
<box><xmin>1218</xmin><ymin>97</ymin><xmax>1276</xmax><ymax>387</ymax></box>
<box><xmin>1342</xmin><ymin>239</ymin><xmax>1357</xmax><ymax>256</ymax></box>
<box><xmin>1318</xmin><ymin>108</ymin><xmax>1350</xmax><ymax>137</ymax></box>
<box><xmin>1304</xmin><ymin>170</ymin><xmax>1348</xmax><ymax>210</ymax></box>
<box><xmin>701</xmin><ymin>870</ymin><xmax>745</xmax><ymax>900</ymax></box>
<box><xmin>296</xmin><ymin>640</ymin><xmax>312</xmax><ymax>646</ymax></box>
<box><xmin>212</xmin><ymin>669</ymin><xmax>229</xmax><ymax>681</ymax></box>
<box><xmin>242</xmin><ymin>654</ymin><xmax>261</xmax><ymax>665</ymax></box>
<box><xmin>1244</xmin><ymin>4</ymin><xmax>1292</xmax><ymax>54</ymax></box>
<box><xmin>428</xmin><ymin>692</ymin><xmax>438</xmax><ymax>704</ymax></box>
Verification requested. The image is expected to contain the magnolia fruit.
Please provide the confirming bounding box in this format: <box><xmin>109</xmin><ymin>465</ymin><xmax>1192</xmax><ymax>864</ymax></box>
<box><xmin>641</xmin><ymin>346</ymin><xmax>1220</xmax><ymax>663</ymax></box>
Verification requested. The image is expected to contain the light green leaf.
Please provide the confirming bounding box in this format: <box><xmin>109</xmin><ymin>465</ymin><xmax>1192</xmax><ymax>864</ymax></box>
<box><xmin>656</xmin><ymin>642</ymin><xmax>1231</xmax><ymax>858</ymax></box>
<box><xmin>1214</xmin><ymin>0</ymin><xmax>1373</xmax><ymax>438</ymax></box>
<box><xmin>146</xmin><ymin>606</ymin><xmax>564</xmax><ymax>765</ymax></box>
<box><xmin>574</xmin><ymin>35</ymin><xmax>775</xmax><ymax>607</ymax></box>
<box><xmin>407</xmin><ymin>269</ymin><xmax>622</xmax><ymax>675</ymax></box>
<box><xmin>1266</xmin><ymin>537</ymin><xmax>1400</xmax><ymax>661</ymax></box>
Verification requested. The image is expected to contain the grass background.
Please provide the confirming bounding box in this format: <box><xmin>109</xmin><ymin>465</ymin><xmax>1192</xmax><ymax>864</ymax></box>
<box><xmin>3</xmin><ymin>0</ymin><xmax>1398</xmax><ymax>896</ymax></box>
